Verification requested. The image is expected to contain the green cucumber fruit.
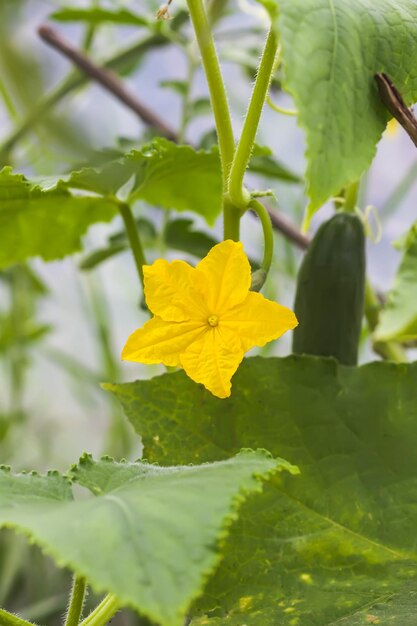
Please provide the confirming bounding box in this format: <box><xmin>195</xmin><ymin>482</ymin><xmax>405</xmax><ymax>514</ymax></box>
<box><xmin>292</xmin><ymin>212</ymin><xmax>366</xmax><ymax>365</ymax></box>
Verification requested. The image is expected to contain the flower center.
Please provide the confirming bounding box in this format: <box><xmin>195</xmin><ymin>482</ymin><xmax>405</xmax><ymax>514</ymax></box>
<box><xmin>207</xmin><ymin>314</ymin><xmax>219</xmax><ymax>327</ymax></box>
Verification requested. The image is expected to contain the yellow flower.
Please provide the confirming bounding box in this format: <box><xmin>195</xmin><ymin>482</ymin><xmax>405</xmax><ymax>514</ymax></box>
<box><xmin>122</xmin><ymin>240</ymin><xmax>298</xmax><ymax>398</ymax></box>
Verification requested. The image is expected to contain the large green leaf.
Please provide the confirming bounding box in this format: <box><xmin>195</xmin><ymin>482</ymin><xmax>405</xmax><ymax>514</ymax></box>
<box><xmin>0</xmin><ymin>451</ymin><xmax>295</xmax><ymax>626</ymax></box>
<box><xmin>375</xmin><ymin>230</ymin><xmax>417</xmax><ymax>342</ymax></box>
<box><xmin>109</xmin><ymin>355</ymin><xmax>417</xmax><ymax>625</ymax></box>
<box><xmin>260</xmin><ymin>0</ymin><xmax>417</xmax><ymax>224</ymax></box>
<box><xmin>68</xmin><ymin>139</ymin><xmax>223</xmax><ymax>225</ymax></box>
<box><xmin>0</xmin><ymin>168</ymin><xmax>118</xmax><ymax>269</ymax></box>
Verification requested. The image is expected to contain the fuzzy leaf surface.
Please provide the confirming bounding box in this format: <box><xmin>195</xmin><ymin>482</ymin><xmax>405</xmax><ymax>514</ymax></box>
<box><xmin>110</xmin><ymin>355</ymin><xmax>417</xmax><ymax>625</ymax></box>
<box><xmin>0</xmin><ymin>168</ymin><xmax>118</xmax><ymax>269</ymax></box>
<box><xmin>68</xmin><ymin>139</ymin><xmax>222</xmax><ymax>224</ymax></box>
<box><xmin>0</xmin><ymin>451</ymin><xmax>294</xmax><ymax>626</ymax></box>
<box><xmin>260</xmin><ymin>0</ymin><xmax>417</xmax><ymax>222</ymax></box>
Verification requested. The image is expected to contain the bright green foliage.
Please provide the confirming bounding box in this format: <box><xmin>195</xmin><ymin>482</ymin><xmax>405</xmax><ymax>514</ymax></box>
<box><xmin>249</xmin><ymin>145</ymin><xmax>301</xmax><ymax>182</ymax></box>
<box><xmin>259</xmin><ymin>0</ymin><xmax>417</xmax><ymax>222</ymax></box>
<box><xmin>68</xmin><ymin>139</ymin><xmax>223</xmax><ymax>225</ymax></box>
<box><xmin>0</xmin><ymin>168</ymin><xmax>118</xmax><ymax>270</ymax></box>
<box><xmin>109</xmin><ymin>355</ymin><xmax>417</xmax><ymax>625</ymax></box>
<box><xmin>0</xmin><ymin>451</ymin><xmax>296</xmax><ymax>626</ymax></box>
<box><xmin>50</xmin><ymin>7</ymin><xmax>150</xmax><ymax>27</ymax></box>
<box><xmin>375</xmin><ymin>231</ymin><xmax>417</xmax><ymax>342</ymax></box>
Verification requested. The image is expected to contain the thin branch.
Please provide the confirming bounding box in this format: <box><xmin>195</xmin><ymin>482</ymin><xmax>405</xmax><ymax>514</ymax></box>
<box><xmin>375</xmin><ymin>73</ymin><xmax>417</xmax><ymax>148</ymax></box>
<box><xmin>37</xmin><ymin>25</ymin><xmax>309</xmax><ymax>251</ymax></box>
<box><xmin>38</xmin><ymin>24</ymin><xmax>178</xmax><ymax>142</ymax></box>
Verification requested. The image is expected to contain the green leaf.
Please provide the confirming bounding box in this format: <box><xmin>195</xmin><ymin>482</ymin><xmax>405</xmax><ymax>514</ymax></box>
<box><xmin>249</xmin><ymin>145</ymin><xmax>301</xmax><ymax>182</ymax></box>
<box><xmin>375</xmin><ymin>232</ymin><xmax>417</xmax><ymax>342</ymax></box>
<box><xmin>50</xmin><ymin>7</ymin><xmax>149</xmax><ymax>27</ymax></box>
<box><xmin>189</xmin><ymin>98</ymin><xmax>212</xmax><ymax>119</ymax></box>
<box><xmin>164</xmin><ymin>219</ymin><xmax>219</xmax><ymax>259</ymax></box>
<box><xmin>0</xmin><ymin>168</ymin><xmax>118</xmax><ymax>270</ymax></box>
<box><xmin>258</xmin><ymin>0</ymin><xmax>417</xmax><ymax>223</ymax></box>
<box><xmin>0</xmin><ymin>451</ymin><xmax>295</xmax><ymax>626</ymax></box>
<box><xmin>68</xmin><ymin>140</ymin><xmax>223</xmax><ymax>225</ymax></box>
<box><xmin>109</xmin><ymin>355</ymin><xmax>417</xmax><ymax>625</ymax></box>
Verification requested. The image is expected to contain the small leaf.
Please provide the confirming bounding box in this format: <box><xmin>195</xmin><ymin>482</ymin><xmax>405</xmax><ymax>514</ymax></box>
<box><xmin>0</xmin><ymin>452</ymin><xmax>296</xmax><ymax>626</ymax></box>
<box><xmin>50</xmin><ymin>7</ymin><xmax>150</xmax><ymax>27</ymax></box>
<box><xmin>249</xmin><ymin>145</ymin><xmax>301</xmax><ymax>182</ymax></box>
<box><xmin>0</xmin><ymin>168</ymin><xmax>118</xmax><ymax>270</ymax></box>
<box><xmin>164</xmin><ymin>219</ymin><xmax>219</xmax><ymax>259</ymax></box>
<box><xmin>159</xmin><ymin>80</ymin><xmax>188</xmax><ymax>96</ymax></box>
<box><xmin>189</xmin><ymin>98</ymin><xmax>212</xmax><ymax>119</ymax></box>
<box><xmin>375</xmin><ymin>230</ymin><xmax>417</xmax><ymax>342</ymax></box>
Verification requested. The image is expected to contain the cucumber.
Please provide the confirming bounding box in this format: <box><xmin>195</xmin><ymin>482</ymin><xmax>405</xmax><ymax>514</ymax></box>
<box><xmin>292</xmin><ymin>212</ymin><xmax>366</xmax><ymax>365</ymax></box>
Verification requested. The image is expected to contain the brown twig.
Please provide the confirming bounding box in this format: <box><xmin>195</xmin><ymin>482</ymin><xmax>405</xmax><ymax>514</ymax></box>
<box><xmin>375</xmin><ymin>73</ymin><xmax>417</xmax><ymax>148</ymax></box>
<box><xmin>38</xmin><ymin>24</ymin><xmax>309</xmax><ymax>250</ymax></box>
<box><xmin>38</xmin><ymin>24</ymin><xmax>178</xmax><ymax>142</ymax></box>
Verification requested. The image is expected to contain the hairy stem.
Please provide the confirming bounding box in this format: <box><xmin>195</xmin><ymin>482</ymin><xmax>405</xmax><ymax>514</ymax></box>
<box><xmin>64</xmin><ymin>576</ymin><xmax>86</xmax><ymax>626</ymax></box>
<box><xmin>186</xmin><ymin>0</ymin><xmax>235</xmax><ymax>183</ymax></box>
<box><xmin>228</xmin><ymin>28</ymin><xmax>278</xmax><ymax>210</ymax></box>
<box><xmin>0</xmin><ymin>609</ymin><xmax>35</xmax><ymax>626</ymax></box>
<box><xmin>79</xmin><ymin>595</ymin><xmax>119</xmax><ymax>626</ymax></box>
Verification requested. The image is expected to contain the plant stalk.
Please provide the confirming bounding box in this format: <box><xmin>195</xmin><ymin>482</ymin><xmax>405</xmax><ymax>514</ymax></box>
<box><xmin>79</xmin><ymin>595</ymin><xmax>119</xmax><ymax>626</ymax></box>
<box><xmin>0</xmin><ymin>609</ymin><xmax>35</xmax><ymax>626</ymax></box>
<box><xmin>249</xmin><ymin>199</ymin><xmax>274</xmax><ymax>275</ymax></box>
<box><xmin>117</xmin><ymin>202</ymin><xmax>147</xmax><ymax>290</ymax></box>
<box><xmin>185</xmin><ymin>0</ymin><xmax>235</xmax><ymax>183</ymax></box>
<box><xmin>228</xmin><ymin>27</ymin><xmax>278</xmax><ymax>210</ymax></box>
<box><xmin>64</xmin><ymin>576</ymin><xmax>86</xmax><ymax>626</ymax></box>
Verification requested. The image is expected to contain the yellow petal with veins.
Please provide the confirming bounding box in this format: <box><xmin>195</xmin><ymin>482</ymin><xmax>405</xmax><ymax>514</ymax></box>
<box><xmin>222</xmin><ymin>291</ymin><xmax>298</xmax><ymax>352</ymax></box>
<box><xmin>144</xmin><ymin>259</ymin><xmax>208</xmax><ymax>322</ymax></box>
<box><xmin>196</xmin><ymin>240</ymin><xmax>251</xmax><ymax>313</ymax></box>
<box><xmin>180</xmin><ymin>325</ymin><xmax>244</xmax><ymax>398</ymax></box>
<box><xmin>122</xmin><ymin>316</ymin><xmax>206</xmax><ymax>366</ymax></box>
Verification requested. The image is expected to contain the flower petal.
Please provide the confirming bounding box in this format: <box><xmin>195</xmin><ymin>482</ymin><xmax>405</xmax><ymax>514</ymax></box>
<box><xmin>122</xmin><ymin>316</ymin><xmax>206</xmax><ymax>366</ymax></box>
<box><xmin>144</xmin><ymin>259</ymin><xmax>208</xmax><ymax>322</ymax></box>
<box><xmin>196</xmin><ymin>240</ymin><xmax>251</xmax><ymax>313</ymax></box>
<box><xmin>180</xmin><ymin>326</ymin><xmax>244</xmax><ymax>398</ymax></box>
<box><xmin>222</xmin><ymin>291</ymin><xmax>298</xmax><ymax>352</ymax></box>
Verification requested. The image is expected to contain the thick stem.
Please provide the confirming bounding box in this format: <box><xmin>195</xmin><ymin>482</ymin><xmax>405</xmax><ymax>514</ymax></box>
<box><xmin>64</xmin><ymin>576</ymin><xmax>86</xmax><ymax>626</ymax></box>
<box><xmin>79</xmin><ymin>595</ymin><xmax>119</xmax><ymax>626</ymax></box>
<box><xmin>186</xmin><ymin>0</ymin><xmax>235</xmax><ymax>184</ymax></box>
<box><xmin>0</xmin><ymin>609</ymin><xmax>35</xmax><ymax>626</ymax></box>
<box><xmin>228</xmin><ymin>28</ymin><xmax>278</xmax><ymax>209</ymax></box>
<box><xmin>118</xmin><ymin>202</ymin><xmax>147</xmax><ymax>290</ymax></box>
<box><xmin>343</xmin><ymin>180</ymin><xmax>359</xmax><ymax>213</ymax></box>
<box><xmin>249</xmin><ymin>199</ymin><xmax>274</xmax><ymax>275</ymax></box>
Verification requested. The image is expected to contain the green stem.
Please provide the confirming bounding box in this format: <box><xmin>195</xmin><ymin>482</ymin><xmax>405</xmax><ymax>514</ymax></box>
<box><xmin>79</xmin><ymin>595</ymin><xmax>119</xmax><ymax>626</ymax></box>
<box><xmin>228</xmin><ymin>28</ymin><xmax>278</xmax><ymax>210</ymax></box>
<box><xmin>186</xmin><ymin>0</ymin><xmax>235</xmax><ymax>182</ymax></box>
<box><xmin>0</xmin><ymin>609</ymin><xmax>35</xmax><ymax>626</ymax></box>
<box><xmin>117</xmin><ymin>202</ymin><xmax>147</xmax><ymax>290</ymax></box>
<box><xmin>343</xmin><ymin>180</ymin><xmax>359</xmax><ymax>213</ymax></box>
<box><xmin>0</xmin><ymin>31</ymin><xmax>168</xmax><ymax>158</ymax></box>
<box><xmin>249</xmin><ymin>199</ymin><xmax>274</xmax><ymax>275</ymax></box>
<box><xmin>223</xmin><ymin>196</ymin><xmax>241</xmax><ymax>241</ymax></box>
<box><xmin>266</xmin><ymin>95</ymin><xmax>297</xmax><ymax>117</ymax></box>
<box><xmin>364</xmin><ymin>281</ymin><xmax>407</xmax><ymax>362</ymax></box>
<box><xmin>64</xmin><ymin>576</ymin><xmax>86</xmax><ymax>626</ymax></box>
